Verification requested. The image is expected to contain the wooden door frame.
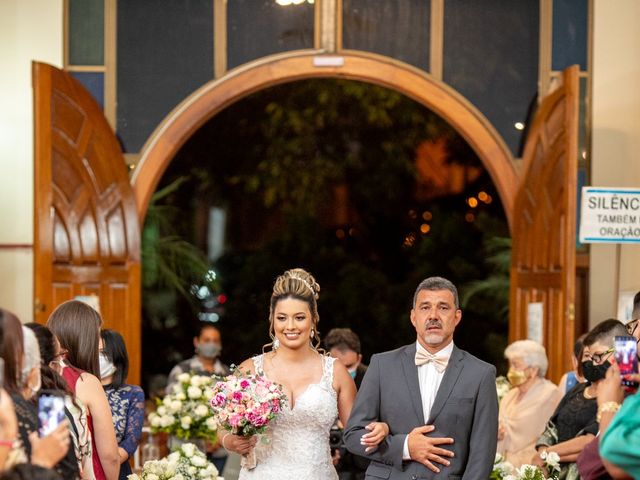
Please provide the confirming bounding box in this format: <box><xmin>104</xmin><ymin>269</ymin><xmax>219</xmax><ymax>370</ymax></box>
<box><xmin>131</xmin><ymin>50</ymin><xmax>519</xmax><ymax>229</ymax></box>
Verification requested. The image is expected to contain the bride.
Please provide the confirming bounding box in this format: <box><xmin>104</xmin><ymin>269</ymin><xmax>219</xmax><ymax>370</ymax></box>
<box><xmin>220</xmin><ymin>268</ymin><xmax>387</xmax><ymax>479</ymax></box>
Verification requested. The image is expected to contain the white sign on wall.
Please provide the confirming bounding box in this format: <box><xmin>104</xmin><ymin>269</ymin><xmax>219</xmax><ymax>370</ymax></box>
<box><xmin>579</xmin><ymin>187</ymin><xmax>640</xmax><ymax>243</ymax></box>
<box><xmin>527</xmin><ymin>302</ymin><xmax>543</xmax><ymax>344</ymax></box>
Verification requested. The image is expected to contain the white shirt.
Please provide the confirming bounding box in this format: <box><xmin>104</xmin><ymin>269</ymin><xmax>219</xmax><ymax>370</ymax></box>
<box><xmin>402</xmin><ymin>341</ymin><xmax>454</xmax><ymax>459</ymax></box>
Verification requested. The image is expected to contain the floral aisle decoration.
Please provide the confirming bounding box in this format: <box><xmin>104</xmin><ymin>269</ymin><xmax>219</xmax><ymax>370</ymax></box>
<box><xmin>128</xmin><ymin>442</ymin><xmax>221</xmax><ymax>480</ymax></box>
<box><xmin>149</xmin><ymin>373</ymin><xmax>218</xmax><ymax>442</ymax></box>
<box><xmin>209</xmin><ymin>367</ymin><xmax>288</xmax><ymax>469</ymax></box>
<box><xmin>490</xmin><ymin>453</ymin><xmax>559</xmax><ymax>480</ymax></box>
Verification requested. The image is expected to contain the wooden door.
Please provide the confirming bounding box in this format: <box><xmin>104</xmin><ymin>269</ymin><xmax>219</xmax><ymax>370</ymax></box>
<box><xmin>33</xmin><ymin>62</ymin><xmax>141</xmax><ymax>385</ymax></box>
<box><xmin>509</xmin><ymin>66</ymin><xmax>579</xmax><ymax>383</ymax></box>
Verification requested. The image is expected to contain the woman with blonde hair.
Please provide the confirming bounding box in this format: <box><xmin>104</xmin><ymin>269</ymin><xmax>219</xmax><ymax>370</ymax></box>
<box><xmin>220</xmin><ymin>268</ymin><xmax>387</xmax><ymax>479</ymax></box>
<box><xmin>47</xmin><ymin>301</ymin><xmax>119</xmax><ymax>480</ymax></box>
<box><xmin>497</xmin><ymin>339</ymin><xmax>563</xmax><ymax>467</ymax></box>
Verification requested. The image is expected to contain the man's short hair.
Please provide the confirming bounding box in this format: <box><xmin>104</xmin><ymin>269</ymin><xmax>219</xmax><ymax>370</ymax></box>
<box><xmin>195</xmin><ymin>321</ymin><xmax>220</xmax><ymax>338</ymax></box>
<box><xmin>583</xmin><ymin>319</ymin><xmax>628</xmax><ymax>348</ymax></box>
<box><xmin>413</xmin><ymin>276</ymin><xmax>459</xmax><ymax>309</ymax></box>
<box><xmin>324</xmin><ymin>328</ymin><xmax>361</xmax><ymax>354</ymax></box>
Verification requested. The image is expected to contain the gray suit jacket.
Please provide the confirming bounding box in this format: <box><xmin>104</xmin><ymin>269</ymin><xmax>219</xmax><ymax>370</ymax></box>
<box><xmin>344</xmin><ymin>343</ymin><xmax>498</xmax><ymax>480</ymax></box>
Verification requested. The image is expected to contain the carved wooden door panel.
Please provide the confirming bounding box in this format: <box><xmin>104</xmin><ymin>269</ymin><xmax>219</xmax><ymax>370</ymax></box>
<box><xmin>509</xmin><ymin>66</ymin><xmax>579</xmax><ymax>383</ymax></box>
<box><xmin>33</xmin><ymin>62</ymin><xmax>141</xmax><ymax>384</ymax></box>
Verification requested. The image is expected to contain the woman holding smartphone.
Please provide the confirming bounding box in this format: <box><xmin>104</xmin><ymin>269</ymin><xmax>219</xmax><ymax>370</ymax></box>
<box><xmin>48</xmin><ymin>301</ymin><xmax>119</xmax><ymax>480</ymax></box>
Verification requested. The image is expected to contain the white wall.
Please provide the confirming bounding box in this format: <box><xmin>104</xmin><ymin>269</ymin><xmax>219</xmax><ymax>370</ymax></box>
<box><xmin>590</xmin><ymin>0</ymin><xmax>640</xmax><ymax>326</ymax></box>
<box><xmin>0</xmin><ymin>0</ymin><xmax>63</xmax><ymax>322</ymax></box>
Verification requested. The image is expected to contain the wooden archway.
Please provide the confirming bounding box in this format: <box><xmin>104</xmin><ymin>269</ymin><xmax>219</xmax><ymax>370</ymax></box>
<box><xmin>131</xmin><ymin>51</ymin><xmax>518</xmax><ymax>228</ymax></box>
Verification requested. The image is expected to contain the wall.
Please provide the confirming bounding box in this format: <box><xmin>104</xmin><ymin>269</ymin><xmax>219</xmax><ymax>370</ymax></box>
<box><xmin>590</xmin><ymin>0</ymin><xmax>640</xmax><ymax>326</ymax></box>
<box><xmin>0</xmin><ymin>0</ymin><xmax>63</xmax><ymax>322</ymax></box>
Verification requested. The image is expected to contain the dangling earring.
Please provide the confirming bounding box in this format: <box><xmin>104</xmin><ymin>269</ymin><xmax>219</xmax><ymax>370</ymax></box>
<box><xmin>310</xmin><ymin>329</ymin><xmax>314</xmax><ymax>339</ymax></box>
<box><xmin>273</xmin><ymin>338</ymin><xmax>280</xmax><ymax>350</ymax></box>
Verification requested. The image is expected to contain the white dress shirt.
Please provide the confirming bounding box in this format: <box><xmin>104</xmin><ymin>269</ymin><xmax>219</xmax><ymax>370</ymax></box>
<box><xmin>402</xmin><ymin>340</ymin><xmax>454</xmax><ymax>459</ymax></box>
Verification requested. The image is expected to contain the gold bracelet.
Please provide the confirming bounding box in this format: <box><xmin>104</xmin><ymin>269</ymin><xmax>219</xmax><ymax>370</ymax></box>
<box><xmin>221</xmin><ymin>433</ymin><xmax>231</xmax><ymax>452</ymax></box>
<box><xmin>597</xmin><ymin>401</ymin><xmax>621</xmax><ymax>422</ymax></box>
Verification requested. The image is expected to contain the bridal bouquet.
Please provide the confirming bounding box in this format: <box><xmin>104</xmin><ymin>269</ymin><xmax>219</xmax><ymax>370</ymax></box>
<box><xmin>209</xmin><ymin>367</ymin><xmax>288</xmax><ymax>468</ymax></box>
<box><xmin>128</xmin><ymin>442</ymin><xmax>221</xmax><ymax>480</ymax></box>
<box><xmin>149</xmin><ymin>373</ymin><xmax>218</xmax><ymax>441</ymax></box>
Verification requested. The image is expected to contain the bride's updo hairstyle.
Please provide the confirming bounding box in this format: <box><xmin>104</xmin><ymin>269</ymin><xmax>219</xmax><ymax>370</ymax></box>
<box><xmin>267</xmin><ymin>268</ymin><xmax>322</xmax><ymax>351</ymax></box>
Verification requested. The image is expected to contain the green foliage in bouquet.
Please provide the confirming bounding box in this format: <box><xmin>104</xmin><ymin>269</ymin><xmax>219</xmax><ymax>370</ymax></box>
<box><xmin>148</xmin><ymin>373</ymin><xmax>218</xmax><ymax>441</ymax></box>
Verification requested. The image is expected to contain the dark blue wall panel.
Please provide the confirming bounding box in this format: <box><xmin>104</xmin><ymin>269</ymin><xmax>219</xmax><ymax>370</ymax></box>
<box><xmin>117</xmin><ymin>0</ymin><xmax>213</xmax><ymax>152</ymax></box>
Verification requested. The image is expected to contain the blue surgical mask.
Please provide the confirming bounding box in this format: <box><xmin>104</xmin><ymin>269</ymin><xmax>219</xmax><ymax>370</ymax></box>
<box><xmin>348</xmin><ymin>367</ymin><xmax>357</xmax><ymax>379</ymax></box>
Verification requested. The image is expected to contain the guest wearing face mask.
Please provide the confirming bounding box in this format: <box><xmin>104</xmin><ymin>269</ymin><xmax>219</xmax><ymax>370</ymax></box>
<box><xmin>99</xmin><ymin>330</ymin><xmax>144</xmax><ymax>480</ymax></box>
<box><xmin>497</xmin><ymin>340</ymin><xmax>563</xmax><ymax>467</ymax></box>
<box><xmin>533</xmin><ymin>319</ymin><xmax>628</xmax><ymax>479</ymax></box>
<box><xmin>325</xmin><ymin>328</ymin><xmax>368</xmax><ymax>389</ymax></box>
<box><xmin>166</xmin><ymin>323</ymin><xmax>230</xmax><ymax>392</ymax></box>
<box><xmin>166</xmin><ymin>322</ymin><xmax>230</xmax><ymax>472</ymax></box>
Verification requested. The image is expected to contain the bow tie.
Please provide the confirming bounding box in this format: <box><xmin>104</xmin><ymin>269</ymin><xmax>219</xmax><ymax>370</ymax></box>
<box><xmin>415</xmin><ymin>350</ymin><xmax>449</xmax><ymax>373</ymax></box>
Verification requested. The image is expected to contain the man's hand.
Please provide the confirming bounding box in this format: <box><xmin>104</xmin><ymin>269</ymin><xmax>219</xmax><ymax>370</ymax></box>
<box><xmin>407</xmin><ymin>425</ymin><xmax>454</xmax><ymax>473</ymax></box>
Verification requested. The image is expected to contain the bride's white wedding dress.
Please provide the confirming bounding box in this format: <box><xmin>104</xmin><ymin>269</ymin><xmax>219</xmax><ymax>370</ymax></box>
<box><xmin>238</xmin><ymin>354</ymin><xmax>339</xmax><ymax>480</ymax></box>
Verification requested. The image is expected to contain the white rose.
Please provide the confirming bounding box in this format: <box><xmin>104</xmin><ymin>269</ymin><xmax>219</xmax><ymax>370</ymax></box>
<box><xmin>177</xmin><ymin>373</ymin><xmax>191</xmax><ymax>383</ymax></box>
<box><xmin>188</xmin><ymin>386</ymin><xmax>203</xmax><ymax>399</ymax></box>
<box><xmin>204</xmin><ymin>388</ymin><xmax>214</xmax><ymax>400</ymax></box>
<box><xmin>194</xmin><ymin>404</ymin><xmax>209</xmax><ymax>418</ymax></box>
<box><xmin>191</xmin><ymin>376</ymin><xmax>203</xmax><ymax>387</ymax></box>
<box><xmin>127</xmin><ymin>475</ymin><xmax>141</xmax><ymax>480</ymax></box>
<box><xmin>172</xmin><ymin>384</ymin><xmax>182</xmax><ymax>395</ymax></box>
<box><xmin>150</xmin><ymin>415</ymin><xmax>162</xmax><ymax>428</ymax></box>
<box><xmin>188</xmin><ymin>466</ymin><xmax>197</xmax><ymax>474</ymax></box>
<box><xmin>205</xmin><ymin>417</ymin><xmax>218</xmax><ymax>431</ymax></box>
<box><xmin>163</xmin><ymin>396</ymin><xmax>173</xmax><ymax>406</ymax></box>
<box><xmin>146</xmin><ymin>475</ymin><xmax>159</xmax><ymax>480</ymax></box>
<box><xmin>170</xmin><ymin>400</ymin><xmax>183</xmax><ymax>413</ymax></box>
<box><xmin>157</xmin><ymin>406</ymin><xmax>167</xmax><ymax>416</ymax></box>
<box><xmin>181</xmin><ymin>443</ymin><xmax>196</xmax><ymax>457</ymax></box>
<box><xmin>191</xmin><ymin>455</ymin><xmax>206</xmax><ymax>467</ymax></box>
<box><xmin>161</xmin><ymin>415</ymin><xmax>174</xmax><ymax>428</ymax></box>
<box><xmin>176</xmin><ymin>392</ymin><xmax>186</xmax><ymax>400</ymax></box>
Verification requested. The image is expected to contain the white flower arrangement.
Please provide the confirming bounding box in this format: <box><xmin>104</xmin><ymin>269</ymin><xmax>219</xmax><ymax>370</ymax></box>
<box><xmin>540</xmin><ymin>450</ymin><xmax>561</xmax><ymax>479</ymax></box>
<box><xmin>491</xmin><ymin>453</ymin><xmax>558</xmax><ymax>480</ymax></box>
<box><xmin>128</xmin><ymin>443</ymin><xmax>222</xmax><ymax>480</ymax></box>
<box><xmin>149</xmin><ymin>373</ymin><xmax>218</xmax><ymax>441</ymax></box>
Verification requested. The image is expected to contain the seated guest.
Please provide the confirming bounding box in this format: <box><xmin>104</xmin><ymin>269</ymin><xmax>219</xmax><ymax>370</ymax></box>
<box><xmin>99</xmin><ymin>329</ymin><xmax>145</xmax><ymax>480</ymax></box>
<box><xmin>557</xmin><ymin>334</ymin><xmax>587</xmax><ymax>394</ymax></box>
<box><xmin>534</xmin><ymin>319</ymin><xmax>628</xmax><ymax>478</ymax></box>
<box><xmin>497</xmin><ymin>340</ymin><xmax>563</xmax><ymax>467</ymax></box>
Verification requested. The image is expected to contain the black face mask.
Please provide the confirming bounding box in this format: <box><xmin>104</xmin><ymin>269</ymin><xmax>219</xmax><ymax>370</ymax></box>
<box><xmin>581</xmin><ymin>360</ymin><xmax>611</xmax><ymax>383</ymax></box>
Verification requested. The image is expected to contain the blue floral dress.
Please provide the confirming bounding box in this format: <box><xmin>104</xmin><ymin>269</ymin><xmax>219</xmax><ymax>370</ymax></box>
<box><xmin>104</xmin><ymin>384</ymin><xmax>145</xmax><ymax>480</ymax></box>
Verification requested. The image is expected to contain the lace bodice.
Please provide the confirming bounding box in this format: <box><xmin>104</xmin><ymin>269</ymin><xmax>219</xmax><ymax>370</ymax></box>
<box><xmin>238</xmin><ymin>354</ymin><xmax>339</xmax><ymax>480</ymax></box>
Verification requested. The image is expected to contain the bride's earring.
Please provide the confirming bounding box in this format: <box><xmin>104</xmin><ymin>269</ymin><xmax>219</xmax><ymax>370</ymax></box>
<box><xmin>273</xmin><ymin>338</ymin><xmax>280</xmax><ymax>350</ymax></box>
<box><xmin>310</xmin><ymin>329</ymin><xmax>314</xmax><ymax>338</ymax></box>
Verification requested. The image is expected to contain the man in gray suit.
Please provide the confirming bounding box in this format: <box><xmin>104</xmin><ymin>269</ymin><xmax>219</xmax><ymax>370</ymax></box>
<box><xmin>344</xmin><ymin>276</ymin><xmax>498</xmax><ymax>479</ymax></box>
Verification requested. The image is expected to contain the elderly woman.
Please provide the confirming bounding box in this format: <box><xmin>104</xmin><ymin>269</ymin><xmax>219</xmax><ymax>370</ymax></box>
<box><xmin>497</xmin><ymin>340</ymin><xmax>563</xmax><ymax>467</ymax></box>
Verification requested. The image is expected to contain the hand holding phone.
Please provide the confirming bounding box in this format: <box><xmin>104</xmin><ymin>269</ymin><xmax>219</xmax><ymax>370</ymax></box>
<box><xmin>38</xmin><ymin>391</ymin><xmax>66</xmax><ymax>437</ymax></box>
<box><xmin>614</xmin><ymin>336</ymin><xmax>639</xmax><ymax>392</ymax></box>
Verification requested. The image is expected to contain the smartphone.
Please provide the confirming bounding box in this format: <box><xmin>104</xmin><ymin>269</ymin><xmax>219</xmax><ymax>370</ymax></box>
<box><xmin>38</xmin><ymin>391</ymin><xmax>66</xmax><ymax>436</ymax></box>
<box><xmin>614</xmin><ymin>336</ymin><xmax>639</xmax><ymax>392</ymax></box>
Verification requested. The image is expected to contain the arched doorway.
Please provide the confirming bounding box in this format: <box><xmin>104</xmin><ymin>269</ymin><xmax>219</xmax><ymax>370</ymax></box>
<box><xmin>131</xmin><ymin>51</ymin><xmax>518</xmax><ymax>228</ymax></box>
